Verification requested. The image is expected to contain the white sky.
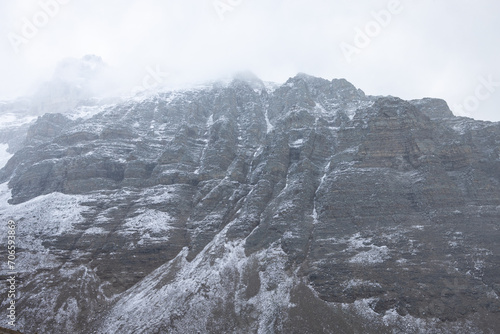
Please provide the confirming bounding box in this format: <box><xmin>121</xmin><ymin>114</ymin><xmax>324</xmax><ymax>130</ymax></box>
<box><xmin>0</xmin><ymin>0</ymin><xmax>499</xmax><ymax>121</ymax></box>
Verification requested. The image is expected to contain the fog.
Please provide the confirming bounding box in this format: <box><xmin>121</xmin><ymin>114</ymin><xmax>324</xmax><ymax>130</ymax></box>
<box><xmin>1</xmin><ymin>0</ymin><xmax>499</xmax><ymax>121</ymax></box>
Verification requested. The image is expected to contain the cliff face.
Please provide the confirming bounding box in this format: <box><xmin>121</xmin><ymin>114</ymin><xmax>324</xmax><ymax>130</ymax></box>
<box><xmin>1</xmin><ymin>74</ymin><xmax>499</xmax><ymax>333</ymax></box>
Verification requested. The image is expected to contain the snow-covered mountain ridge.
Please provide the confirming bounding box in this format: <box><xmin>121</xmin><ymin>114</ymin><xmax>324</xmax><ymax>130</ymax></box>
<box><xmin>0</xmin><ymin>73</ymin><xmax>499</xmax><ymax>333</ymax></box>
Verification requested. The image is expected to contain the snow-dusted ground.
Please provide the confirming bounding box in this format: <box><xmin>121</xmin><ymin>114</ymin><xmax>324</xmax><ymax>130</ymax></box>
<box><xmin>0</xmin><ymin>113</ymin><xmax>37</xmax><ymax>130</ymax></box>
<box><xmin>99</xmin><ymin>220</ymin><xmax>297</xmax><ymax>334</ymax></box>
<box><xmin>0</xmin><ymin>181</ymin><xmax>93</xmax><ymax>271</ymax></box>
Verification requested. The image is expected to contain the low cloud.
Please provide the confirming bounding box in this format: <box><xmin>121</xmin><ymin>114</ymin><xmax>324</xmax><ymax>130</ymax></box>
<box><xmin>0</xmin><ymin>0</ymin><xmax>499</xmax><ymax>121</ymax></box>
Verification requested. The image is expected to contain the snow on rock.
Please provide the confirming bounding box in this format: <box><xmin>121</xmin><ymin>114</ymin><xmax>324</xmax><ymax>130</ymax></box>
<box><xmin>99</xmin><ymin>221</ymin><xmax>297</xmax><ymax>334</ymax></box>
<box><xmin>0</xmin><ymin>183</ymin><xmax>92</xmax><ymax>254</ymax></box>
<box><xmin>349</xmin><ymin>245</ymin><xmax>390</xmax><ymax>265</ymax></box>
<box><xmin>0</xmin><ymin>113</ymin><xmax>37</xmax><ymax>130</ymax></box>
<box><xmin>68</xmin><ymin>104</ymin><xmax>110</xmax><ymax>121</ymax></box>
<box><xmin>343</xmin><ymin>279</ymin><xmax>381</xmax><ymax>290</ymax></box>
<box><xmin>264</xmin><ymin>108</ymin><xmax>274</xmax><ymax>133</ymax></box>
<box><xmin>289</xmin><ymin>138</ymin><xmax>304</xmax><ymax>147</ymax></box>
<box><xmin>346</xmin><ymin>233</ymin><xmax>390</xmax><ymax>264</ymax></box>
<box><xmin>122</xmin><ymin>209</ymin><xmax>174</xmax><ymax>234</ymax></box>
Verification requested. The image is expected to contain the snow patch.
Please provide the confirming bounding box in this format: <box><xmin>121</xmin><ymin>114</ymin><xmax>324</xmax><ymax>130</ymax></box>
<box><xmin>0</xmin><ymin>189</ymin><xmax>89</xmax><ymax>238</ymax></box>
<box><xmin>68</xmin><ymin>105</ymin><xmax>108</xmax><ymax>120</ymax></box>
<box><xmin>314</xmin><ymin>102</ymin><xmax>329</xmax><ymax>115</ymax></box>
<box><xmin>83</xmin><ymin>227</ymin><xmax>107</xmax><ymax>235</ymax></box>
<box><xmin>123</xmin><ymin>209</ymin><xmax>175</xmax><ymax>234</ymax></box>
<box><xmin>0</xmin><ymin>144</ymin><xmax>13</xmax><ymax>169</ymax></box>
<box><xmin>206</xmin><ymin>114</ymin><xmax>214</xmax><ymax>127</ymax></box>
<box><xmin>290</xmin><ymin>138</ymin><xmax>304</xmax><ymax>147</ymax></box>
<box><xmin>263</xmin><ymin>81</ymin><xmax>279</xmax><ymax>93</ymax></box>
<box><xmin>264</xmin><ymin>109</ymin><xmax>274</xmax><ymax>133</ymax></box>
<box><xmin>343</xmin><ymin>233</ymin><xmax>391</xmax><ymax>264</ymax></box>
<box><xmin>312</xmin><ymin>161</ymin><xmax>330</xmax><ymax>225</ymax></box>
<box><xmin>349</xmin><ymin>245</ymin><xmax>389</xmax><ymax>264</ymax></box>
<box><xmin>0</xmin><ymin>113</ymin><xmax>37</xmax><ymax>130</ymax></box>
<box><xmin>134</xmin><ymin>186</ymin><xmax>177</xmax><ymax>205</ymax></box>
<box><xmin>343</xmin><ymin>279</ymin><xmax>381</xmax><ymax>289</ymax></box>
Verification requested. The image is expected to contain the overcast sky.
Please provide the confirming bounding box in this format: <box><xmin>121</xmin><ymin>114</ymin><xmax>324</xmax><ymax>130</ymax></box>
<box><xmin>0</xmin><ymin>0</ymin><xmax>499</xmax><ymax>121</ymax></box>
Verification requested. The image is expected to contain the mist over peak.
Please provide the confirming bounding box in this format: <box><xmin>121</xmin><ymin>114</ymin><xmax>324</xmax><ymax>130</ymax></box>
<box><xmin>51</xmin><ymin>54</ymin><xmax>106</xmax><ymax>83</ymax></box>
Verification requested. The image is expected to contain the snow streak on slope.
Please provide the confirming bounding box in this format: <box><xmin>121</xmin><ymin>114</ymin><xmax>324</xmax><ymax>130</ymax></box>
<box><xmin>264</xmin><ymin>109</ymin><xmax>274</xmax><ymax>133</ymax></box>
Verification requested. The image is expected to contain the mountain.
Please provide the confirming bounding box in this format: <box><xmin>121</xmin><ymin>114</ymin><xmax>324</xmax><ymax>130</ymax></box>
<box><xmin>0</xmin><ymin>73</ymin><xmax>499</xmax><ymax>333</ymax></box>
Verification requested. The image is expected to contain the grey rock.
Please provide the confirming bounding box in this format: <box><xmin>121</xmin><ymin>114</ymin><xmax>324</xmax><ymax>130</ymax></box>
<box><xmin>1</xmin><ymin>74</ymin><xmax>500</xmax><ymax>334</ymax></box>
<box><xmin>409</xmin><ymin>97</ymin><xmax>454</xmax><ymax>119</ymax></box>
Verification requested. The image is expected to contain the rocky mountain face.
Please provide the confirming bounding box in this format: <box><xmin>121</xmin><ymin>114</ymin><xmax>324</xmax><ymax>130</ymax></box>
<box><xmin>0</xmin><ymin>73</ymin><xmax>499</xmax><ymax>333</ymax></box>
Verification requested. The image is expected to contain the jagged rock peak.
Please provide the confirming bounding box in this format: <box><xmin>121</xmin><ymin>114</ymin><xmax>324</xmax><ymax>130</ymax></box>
<box><xmin>285</xmin><ymin>73</ymin><xmax>366</xmax><ymax>100</ymax></box>
<box><xmin>409</xmin><ymin>97</ymin><xmax>455</xmax><ymax>119</ymax></box>
<box><xmin>230</xmin><ymin>71</ymin><xmax>264</xmax><ymax>88</ymax></box>
<box><xmin>52</xmin><ymin>54</ymin><xmax>106</xmax><ymax>82</ymax></box>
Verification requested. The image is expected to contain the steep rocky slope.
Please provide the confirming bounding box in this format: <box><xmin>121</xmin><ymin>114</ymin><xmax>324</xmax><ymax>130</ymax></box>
<box><xmin>0</xmin><ymin>74</ymin><xmax>499</xmax><ymax>333</ymax></box>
